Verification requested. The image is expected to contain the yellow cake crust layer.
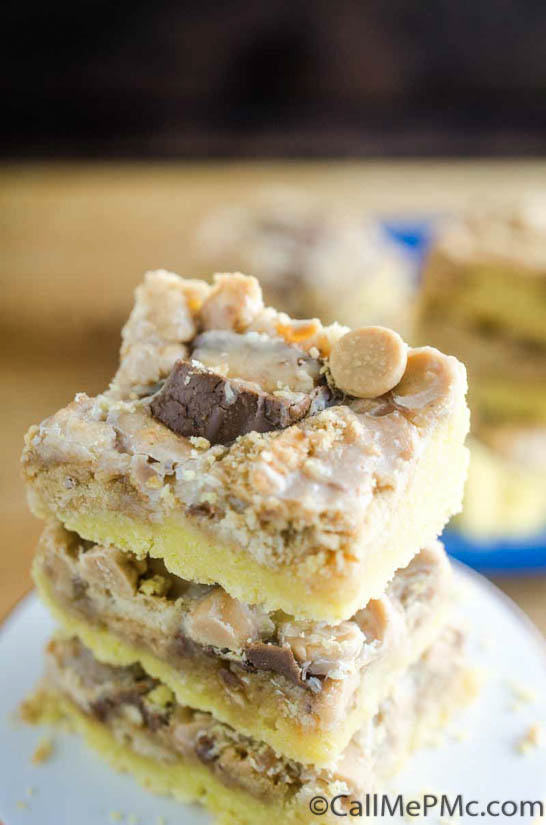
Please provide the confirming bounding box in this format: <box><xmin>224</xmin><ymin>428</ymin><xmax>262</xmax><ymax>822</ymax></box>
<box><xmin>422</xmin><ymin>255</ymin><xmax>546</xmax><ymax>345</ymax></box>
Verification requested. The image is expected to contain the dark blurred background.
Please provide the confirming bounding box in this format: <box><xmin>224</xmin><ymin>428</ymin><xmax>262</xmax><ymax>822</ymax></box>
<box><xmin>2</xmin><ymin>0</ymin><xmax>546</xmax><ymax>157</ymax></box>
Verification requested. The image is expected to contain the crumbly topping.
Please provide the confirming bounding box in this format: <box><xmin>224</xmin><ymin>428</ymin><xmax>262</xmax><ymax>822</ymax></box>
<box><xmin>199</xmin><ymin>272</ymin><xmax>264</xmax><ymax>332</ymax></box>
<box><xmin>23</xmin><ymin>272</ymin><xmax>468</xmax><ymax>565</ymax></box>
<box><xmin>112</xmin><ymin>270</ymin><xmax>204</xmax><ymax>399</ymax></box>
<box><xmin>108</xmin><ymin>270</ymin><xmax>463</xmax><ymax>410</ymax></box>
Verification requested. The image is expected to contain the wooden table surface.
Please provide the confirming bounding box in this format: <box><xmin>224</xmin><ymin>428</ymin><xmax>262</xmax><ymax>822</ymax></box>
<box><xmin>1</xmin><ymin>160</ymin><xmax>545</xmax><ymax>633</ymax></box>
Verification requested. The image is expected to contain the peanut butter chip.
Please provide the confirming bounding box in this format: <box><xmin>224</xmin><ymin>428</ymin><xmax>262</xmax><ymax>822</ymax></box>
<box><xmin>393</xmin><ymin>347</ymin><xmax>453</xmax><ymax>410</ymax></box>
<box><xmin>329</xmin><ymin>327</ymin><xmax>407</xmax><ymax>398</ymax></box>
<box><xmin>184</xmin><ymin>588</ymin><xmax>257</xmax><ymax>651</ymax></box>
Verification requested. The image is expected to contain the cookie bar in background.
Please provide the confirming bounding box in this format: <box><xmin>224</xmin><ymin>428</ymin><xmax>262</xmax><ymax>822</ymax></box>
<box><xmin>33</xmin><ymin>522</ymin><xmax>452</xmax><ymax>764</ymax></box>
<box><xmin>24</xmin><ymin>630</ymin><xmax>474</xmax><ymax>825</ymax></box>
<box><xmin>195</xmin><ymin>189</ymin><xmax>417</xmax><ymax>337</ymax></box>
<box><xmin>419</xmin><ymin>196</ymin><xmax>546</xmax><ymax>425</ymax></box>
<box><xmin>23</xmin><ymin>271</ymin><xmax>470</xmax><ymax>622</ymax></box>
<box><xmin>459</xmin><ymin>426</ymin><xmax>546</xmax><ymax>541</ymax></box>
<box><xmin>419</xmin><ymin>196</ymin><xmax>546</xmax><ymax>542</ymax></box>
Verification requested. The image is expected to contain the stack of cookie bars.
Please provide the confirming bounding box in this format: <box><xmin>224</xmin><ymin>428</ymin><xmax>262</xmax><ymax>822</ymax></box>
<box><xmin>22</xmin><ymin>272</ymin><xmax>472</xmax><ymax>824</ymax></box>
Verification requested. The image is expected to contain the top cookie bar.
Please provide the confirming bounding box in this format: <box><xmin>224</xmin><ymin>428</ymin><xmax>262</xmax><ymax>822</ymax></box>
<box><xmin>23</xmin><ymin>272</ymin><xmax>469</xmax><ymax>621</ymax></box>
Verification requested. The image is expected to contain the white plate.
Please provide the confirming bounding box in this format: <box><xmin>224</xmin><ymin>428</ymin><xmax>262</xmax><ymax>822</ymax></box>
<box><xmin>1</xmin><ymin>565</ymin><xmax>545</xmax><ymax>825</ymax></box>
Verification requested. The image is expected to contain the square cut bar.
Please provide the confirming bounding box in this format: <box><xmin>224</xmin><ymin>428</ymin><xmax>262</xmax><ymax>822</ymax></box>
<box><xmin>24</xmin><ymin>631</ymin><xmax>474</xmax><ymax>825</ymax></box>
<box><xmin>23</xmin><ymin>271</ymin><xmax>469</xmax><ymax>622</ymax></box>
<box><xmin>419</xmin><ymin>199</ymin><xmax>546</xmax><ymax>424</ymax></box>
<box><xmin>33</xmin><ymin>522</ymin><xmax>452</xmax><ymax>765</ymax></box>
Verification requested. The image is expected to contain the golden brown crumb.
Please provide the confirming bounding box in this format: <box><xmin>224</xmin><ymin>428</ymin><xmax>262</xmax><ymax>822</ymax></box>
<box><xmin>508</xmin><ymin>680</ymin><xmax>538</xmax><ymax>705</ymax></box>
<box><xmin>516</xmin><ymin>723</ymin><xmax>542</xmax><ymax>754</ymax></box>
<box><xmin>188</xmin><ymin>436</ymin><xmax>210</xmax><ymax>450</ymax></box>
<box><xmin>138</xmin><ymin>574</ymin><xmax>170</xmax><ymax>597</ymax></box>
<box><xmin>19</xmin><ymin>694</ymin><xmax>43</xmax><ymax>724</ymax></box>
<box><xmin>146</xmin><ymin>685</ymin><xmax>175</xmax><ymax>709</ymax></box>
<box><xmin>450</xmin><ymin>727</ymin><xmax>470</xmax><ymax>743</ymax></box>
<box><xmin>31</xmin><ymin>737</ymin><xmax>54</xmax><ymax>765</ymax></box>
<box><xmin>423</xmin><ymin>730</ymin><xmax>446</xmax><ymax>748</ymax></box>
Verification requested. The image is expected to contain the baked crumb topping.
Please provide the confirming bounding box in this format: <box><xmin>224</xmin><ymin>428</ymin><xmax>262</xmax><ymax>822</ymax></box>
<box><xmin>22</xmin><ymin>271</ymin><xmax>468</xmax><ymax>570</ymax></box>
<box><xmin>108</xmin><ymin>271</ymin><xmax>463</xmax><ymax>445</ymax></box>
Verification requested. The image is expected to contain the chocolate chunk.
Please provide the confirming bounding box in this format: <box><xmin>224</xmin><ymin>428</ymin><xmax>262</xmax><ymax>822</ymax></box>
<box><xmin>87</xmin><ymin>656</ymin><xmax>157</xmax><ymax>722</ymax></box>
<box><xmin>92</xmin><ymin>690</ymin><xmax>171</xmax><ymax>731</ymax></box>
<box><xmin>194</xmin><ymin>733</ymin><xmax>217</xmax><ymax>764</ymax></box>
<box><xmin>151</xmin><ymin>360</ymin><xmax>324</xmax><ymax>445</ymax></box>
<box><xmin>172</xmin><ymin>631</ymin><xmax>194</xmax><ymax>658</ymax></box>
<box><xmin>90</xmin><ymin>684</ymin><xmax>153</xmax><ymax>723</ymax></box>
<box><xmin>90</xmin><ymin>696</ymin><xmax>115</xmax><ymax>722</ymax></box>
<box><xmin>218</xmin><ymin>666</ymin><xmax>243</xmax><ymax>691</ymax></box>
<box><xmin>244</xmin><ymin>642</ymin><xmax>304</xmax><ymax>686</ymax></box>
<box><xmin>70</xmin><ymin>575</ymin><xmax>89</xmax><ymax>603</ymax></box>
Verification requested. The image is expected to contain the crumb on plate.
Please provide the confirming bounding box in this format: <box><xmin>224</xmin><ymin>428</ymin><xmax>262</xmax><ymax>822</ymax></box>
<box><xmin>516</xmin><ymin>723</ymin><xmax>542</xmax><ymax>754</ymax></box>
<box><xmin>31</xmin><ymin>737</ymin><xmax>54</xmax><ymax>765</ymax></box>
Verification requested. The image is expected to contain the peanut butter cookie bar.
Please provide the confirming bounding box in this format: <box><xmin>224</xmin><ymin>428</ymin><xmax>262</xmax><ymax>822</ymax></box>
<box><xmin>420</xmin><ymin>197</ymin><xmax>546</xmax><ymax>424</ymax></box>
<box><xmin>23</xmin><ymin>271</ymin><xmax>469</xmax><ymax>621</ymax></box>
